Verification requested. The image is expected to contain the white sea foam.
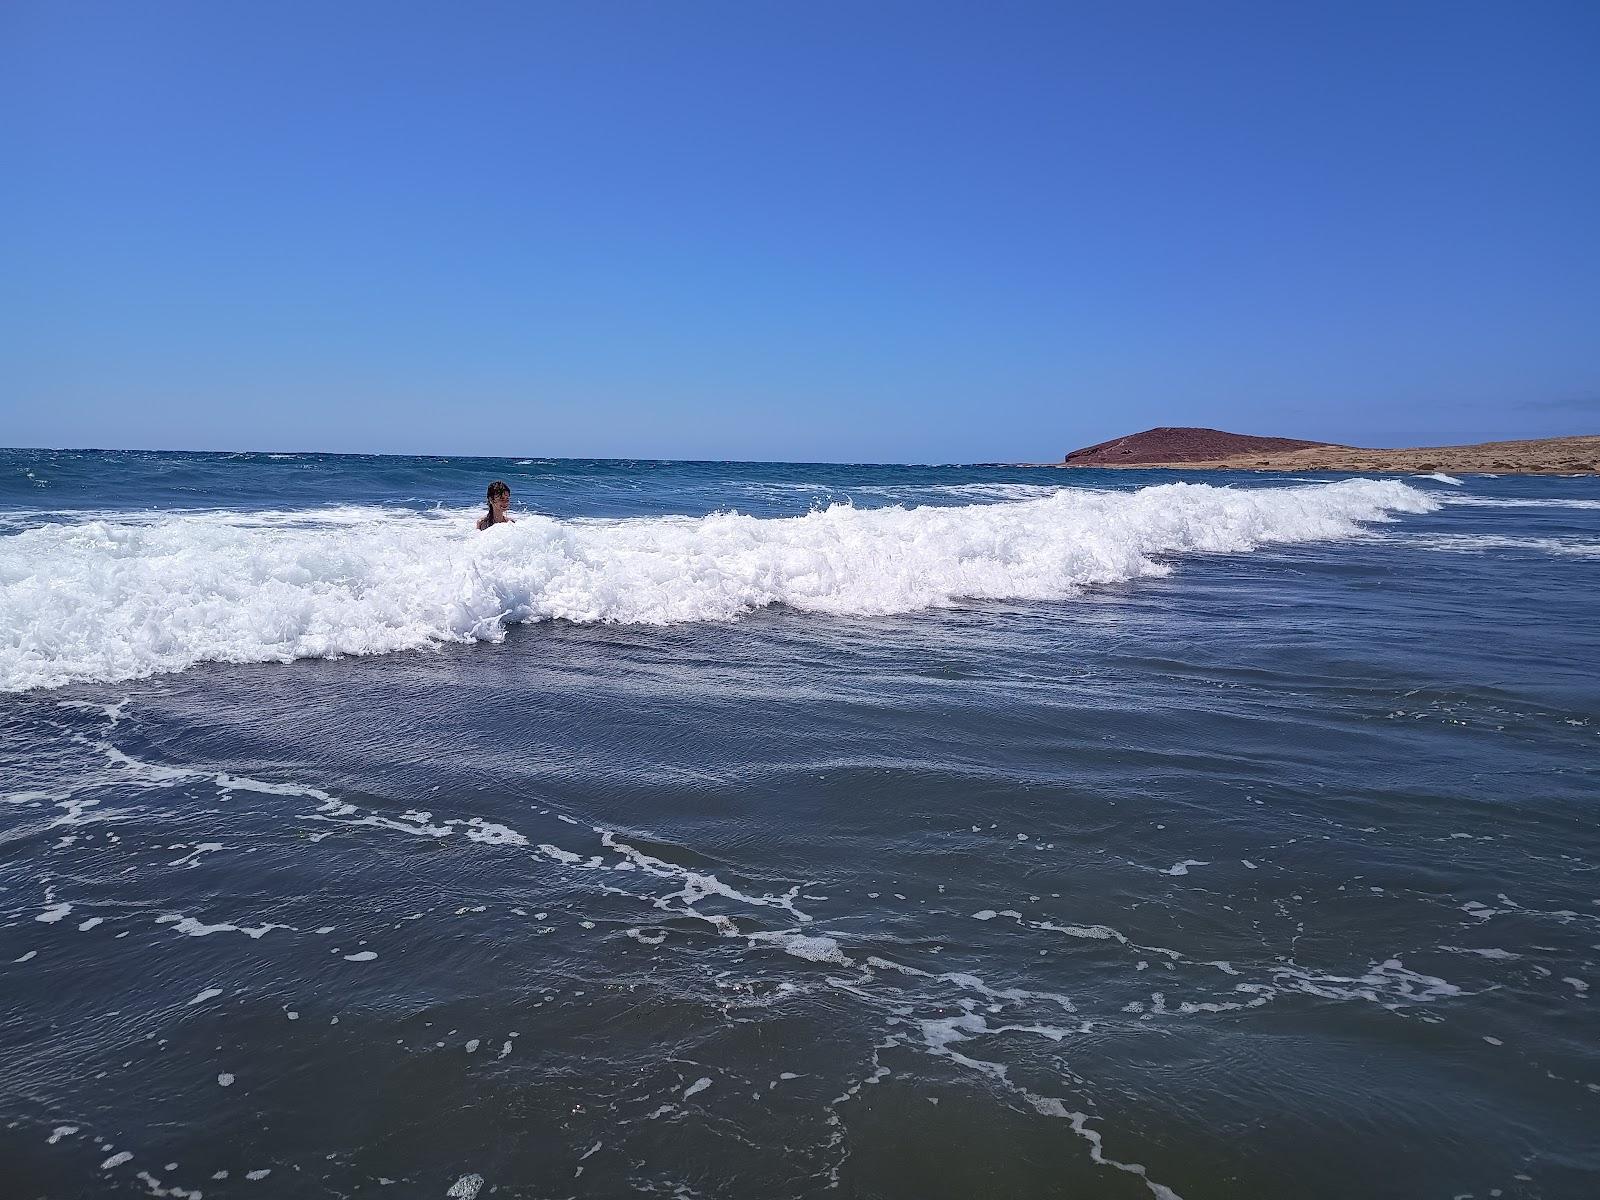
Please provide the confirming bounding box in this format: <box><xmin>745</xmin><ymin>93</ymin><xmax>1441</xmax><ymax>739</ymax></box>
<box><xmin>748</xmin><ymin>931</ymin><xmax>851</xmax><ymax>965</ymax></box>
<box><xmin>1403</xmin><ymin>534</ymin><xmax>1600</xmax><ymax>558</ymax></box>
<box><xmin>1440</xmin><ymin>495</ymin><xmax>1600</xmax><ymax>510</ymax></box>
<box><xmin>912</xmin><ymin>1005</ymin><xmax>1182</xmax><ymax>1199</ymax></box>
<box><xmin>0</xmin><ymin>480</ymin><xmax>1437</xmax><ymax>691</ymax></box>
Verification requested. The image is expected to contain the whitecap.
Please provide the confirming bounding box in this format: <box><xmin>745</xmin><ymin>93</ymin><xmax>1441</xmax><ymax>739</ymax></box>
<box><xmin>0</xmin><ymin>480</ymin><xmax>1440</xmax><ymax>691</ymax></box>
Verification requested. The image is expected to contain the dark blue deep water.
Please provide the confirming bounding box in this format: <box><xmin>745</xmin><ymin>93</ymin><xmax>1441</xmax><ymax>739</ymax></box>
<box><xmin>2</xmin><ymin>449</ymin><xmax>1597</xmax><ymax>1198</ymax></box>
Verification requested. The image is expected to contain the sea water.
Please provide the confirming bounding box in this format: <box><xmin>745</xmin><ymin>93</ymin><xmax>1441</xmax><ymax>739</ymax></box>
<box><xmin>1</xmin><ymin>449</ymin><xmax>1596</xmax><ymax>1197</ymax></box>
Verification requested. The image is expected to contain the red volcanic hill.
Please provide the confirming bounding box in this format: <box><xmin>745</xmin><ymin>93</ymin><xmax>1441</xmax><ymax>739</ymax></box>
<box><xmin>1063</xmin><ymin>426</ymin><xmax>1336</xmax><ymax>466</ymax></box>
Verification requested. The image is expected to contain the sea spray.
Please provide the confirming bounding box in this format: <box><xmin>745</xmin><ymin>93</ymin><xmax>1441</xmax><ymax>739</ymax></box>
<box><xmin>0</xmin><ymin>479</ymin><xmax>1438</xmax><ymax>691</ymax></box>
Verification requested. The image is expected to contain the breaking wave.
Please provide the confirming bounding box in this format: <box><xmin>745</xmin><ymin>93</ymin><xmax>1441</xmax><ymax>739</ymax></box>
<box><xmin>1</xmin><ymin>480</ymin><xmax>1438</xmax><ymax>691</ymax></box>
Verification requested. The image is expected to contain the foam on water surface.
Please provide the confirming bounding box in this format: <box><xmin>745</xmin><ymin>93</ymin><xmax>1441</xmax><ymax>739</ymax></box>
<box><xmin>9</xmin><ymin>711</ymin><xmax>1597</xmax><ymax>1200</ymax></box>
<box><xmin>1442</xmin><ymin>495</ymin><xmax>1600</xmax><ymax>509</ymax></box>
<box><xmin>0</xmin><ymin>479</ymin><xmax>1437</xmax><ymax>691</ymax></box>
<box><xmin>1403</xmin><ymin>533</ymin><xmax>1600</xmax><ymax>558</ymax></box>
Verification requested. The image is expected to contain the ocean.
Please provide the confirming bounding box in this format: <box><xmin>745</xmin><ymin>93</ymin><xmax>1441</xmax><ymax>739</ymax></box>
<box><xmin>2</xmin><ymin>448</ymin><xmax>1597</xmax><ymax>1199</ymax></box>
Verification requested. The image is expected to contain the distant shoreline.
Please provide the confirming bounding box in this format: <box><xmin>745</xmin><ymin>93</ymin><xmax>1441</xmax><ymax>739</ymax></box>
<box><xmin>1040</xmin><ymin>432</ymin><xmax>1600</xmax><ymax>476</ymax></box>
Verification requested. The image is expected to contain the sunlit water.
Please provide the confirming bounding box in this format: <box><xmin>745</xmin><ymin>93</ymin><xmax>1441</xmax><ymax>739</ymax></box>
<box><xmin>2</xmin><ymin>450</ymin><xmax>1597</xmax><ymax>1198</ymax></box>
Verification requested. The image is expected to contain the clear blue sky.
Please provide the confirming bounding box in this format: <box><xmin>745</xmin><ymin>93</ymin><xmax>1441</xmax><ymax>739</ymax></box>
<box><xmin>3</xmin><ymin>1</ymin><xmax>1596</xmax><ymax>462</ymax></box>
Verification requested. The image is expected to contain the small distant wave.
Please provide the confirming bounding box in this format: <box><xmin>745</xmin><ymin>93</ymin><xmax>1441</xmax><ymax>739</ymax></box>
<box><xmin>854</xmin><ymin>482</ymin><xmax>1064</xmax><ymax>502</ymax></box>
<box><xmin>0</xmin><ymin>480</ymin><xmax>1438</xmax><ymax>691</ymax></box>
<box><xmin>1403</xmin><ymin>533</ymin><xmax>1600</xmax><ymax>559</ymax></box>
<box><xmin>732</xmin><ymin>481</ymin><xmax>1064</xmax><ymax>505</ymax></box>
<box><xmin>728</xmin><ymin>481</ymin><xmax>834</xmax><ymax>502</ymax></box>
<box><xmin>1415</xmin><ymin>472</ymin><xmax>1464</xmax><ymax>486</ymax></box>
<box><xmin>1442</xmin><ymin>496</ymin><xmax>1600</xmax><ymax>510</ymax></box>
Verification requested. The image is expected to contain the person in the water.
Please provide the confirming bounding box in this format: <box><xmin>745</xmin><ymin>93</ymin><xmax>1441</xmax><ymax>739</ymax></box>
<box><xmin>477</xmin><ymin>480</ymin><xmax>514</xmax><ymax>530</ymax></box>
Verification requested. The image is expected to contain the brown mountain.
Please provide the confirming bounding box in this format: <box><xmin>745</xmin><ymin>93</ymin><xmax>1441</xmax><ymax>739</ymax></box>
<box><xmin>1063</xmin><ymin>426</ymin><xmax>1334</xmax><ymax>466</ymax></box>
<box><xmin>1056</xmin><ymin>429</ymin><xmax>1600</xmax><ymax>475</ymax></box>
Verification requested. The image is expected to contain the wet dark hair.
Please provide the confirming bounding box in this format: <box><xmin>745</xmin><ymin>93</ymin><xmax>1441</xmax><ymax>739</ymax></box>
<box><xmin>479</xmin><ymin>480</ymin><xmax>511</xmax><ymax>529</ymax></box>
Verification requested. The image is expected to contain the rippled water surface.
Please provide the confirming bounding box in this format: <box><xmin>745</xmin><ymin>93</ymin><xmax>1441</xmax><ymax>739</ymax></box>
<box><xmin>2</xmin><ymin>450</ymin><xmax>1597</xmax><ymax>1198</ymax></box>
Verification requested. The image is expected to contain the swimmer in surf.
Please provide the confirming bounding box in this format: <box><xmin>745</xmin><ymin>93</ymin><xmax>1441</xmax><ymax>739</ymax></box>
<box><xmin>477</xmin><ymin>480</ymin><xmax>514</xmax><ymax>530</ymax></box>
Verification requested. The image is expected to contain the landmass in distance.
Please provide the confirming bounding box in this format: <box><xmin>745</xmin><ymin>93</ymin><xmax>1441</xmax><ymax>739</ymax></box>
<box><xmin>1044</xmin><ymin>426</ymin><xmax>1600</xmax><ymax>475</ymax></box>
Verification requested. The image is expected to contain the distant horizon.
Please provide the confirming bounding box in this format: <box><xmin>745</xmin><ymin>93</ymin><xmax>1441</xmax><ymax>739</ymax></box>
<box><xmin>5</xmin><ymin>423</ymin><xmax>1597</xmax><ymax>468</ymax></box>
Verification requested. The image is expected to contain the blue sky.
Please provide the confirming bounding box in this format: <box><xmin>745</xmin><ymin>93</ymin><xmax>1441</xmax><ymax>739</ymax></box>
<box><xmin>3</xmin><ymin>1</ymin><xmax>1596</xmax><ymax>462</ymax></box>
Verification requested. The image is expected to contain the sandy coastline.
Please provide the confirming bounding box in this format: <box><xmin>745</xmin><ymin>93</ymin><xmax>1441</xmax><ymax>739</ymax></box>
<box><xmin>1055</xmin><ymin>434</ymin><xmax>1600</xmax><ymax>475</ymax></box>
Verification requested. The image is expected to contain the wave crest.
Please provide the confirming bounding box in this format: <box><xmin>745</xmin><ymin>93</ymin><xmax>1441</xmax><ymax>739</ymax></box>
<box><xmin>1</xmin><ymin>480</ymin><xmax>1437</xmax><ymax>691</ymax></box>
